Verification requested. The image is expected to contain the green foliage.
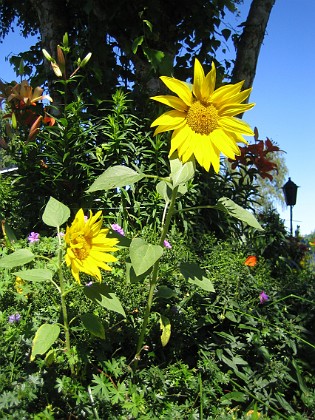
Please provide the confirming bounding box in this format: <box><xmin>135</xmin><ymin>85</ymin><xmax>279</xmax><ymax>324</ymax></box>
<box><xmin>1</xmin><ymin>231</ymin><xmax>315</xmax><ymax>418</ymax></box>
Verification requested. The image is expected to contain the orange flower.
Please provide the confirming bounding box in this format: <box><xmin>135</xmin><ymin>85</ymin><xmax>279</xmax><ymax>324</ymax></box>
<box><xmin>245</xmin><ymin>255</ymin><xmax>257</xmax><ymax>267</ymax></box>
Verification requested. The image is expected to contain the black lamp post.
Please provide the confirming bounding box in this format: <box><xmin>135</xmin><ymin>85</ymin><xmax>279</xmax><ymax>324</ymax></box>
<box><xmin>282</xmin><ymin>177</ymin><xmax>299</xmax><ymax>235</ymax></box>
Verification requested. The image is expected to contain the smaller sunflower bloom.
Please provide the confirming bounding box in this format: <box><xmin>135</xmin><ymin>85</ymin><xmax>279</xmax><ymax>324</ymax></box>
<box><xmin>151</xmin><ymin>58</ymin><xmax>255</xmax><ymax>172</ymax></box>
<box><xmin>244</xmin><ymin>255</ymin><xmax>257</xmax><ymax>267</ymax></box>
<box><xmin>259</xmin><ymin>291</ymin><xmax>269</xmax><ymax>304</ymax></box>
<box><xmin>65</xmin><ymin>209</ymin><xmax>119</xmax><ymax>284</ymax></box>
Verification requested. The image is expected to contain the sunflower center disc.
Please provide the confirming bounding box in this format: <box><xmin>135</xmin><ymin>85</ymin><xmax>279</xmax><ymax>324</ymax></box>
<box><xmin>186</xmin><ymin>101</ymin><xmax>218</xmax><ymax>135</ymax></box>
<box><xmin>73</xmin><ymin>235</ymin><xmax>91</xmax><ymax>260</ymax></box>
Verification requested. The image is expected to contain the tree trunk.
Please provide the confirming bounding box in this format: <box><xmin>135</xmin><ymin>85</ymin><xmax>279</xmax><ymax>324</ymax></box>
<box><xmin>232</xmin><ymin>0</ymin><xmax>276</xmax><ymax>90</ymax></box>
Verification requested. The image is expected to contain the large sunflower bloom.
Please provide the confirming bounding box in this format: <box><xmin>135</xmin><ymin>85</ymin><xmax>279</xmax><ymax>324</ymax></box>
<box><xmin>65</xmin><ymin>209</ymin><xmax>119</xmax><ymax>284</ymax></box>
<box><xmin>151</xmin><ymin>59</ymin><xmax>255</xmax><ymax>172</ymax></box>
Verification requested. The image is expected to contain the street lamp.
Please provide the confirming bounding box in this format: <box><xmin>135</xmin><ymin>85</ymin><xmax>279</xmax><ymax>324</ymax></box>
<box><xmin>282</xmin><ymin>177</ymin><xmax>299</xmax><ymax>235</ymax></box>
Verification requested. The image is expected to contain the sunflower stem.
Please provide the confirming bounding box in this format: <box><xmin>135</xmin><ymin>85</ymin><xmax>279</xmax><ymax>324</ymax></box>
<box><xmin>57</xmin><ymin>243</ymin><xmax>74</xmax><ymax>375</ymax></box>
<box><xmin>135</xmin><ymin>186</ymin><xmax>178</xmax><ymax>365</ymax></box>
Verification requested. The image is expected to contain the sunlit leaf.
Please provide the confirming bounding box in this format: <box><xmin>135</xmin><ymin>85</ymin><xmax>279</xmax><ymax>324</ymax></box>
<box><xmin>87</xmin><ymin>165</ymin><xmax>145</xmax><ymax>192</ymax></box>
<box><xmin>217</xmin><ymin>197</ymin><xmax>263</xmax><ymax>231</ymax></box>
<box><xmin>0</xmin><ymin>249</ymin><xmax>35</xmax><ymax>268</ymax></box>
<box><xmin>129</xmin><ymin>238</ymin><xmax>163</xmax><ymax>276</ymax></box>
<box><xmin>159</xmin><ymin>314</ymin><xmax>171</xmax><ymax>347</ymax></box>
<box><xmin>31</xmin><ymin>324</ymin><xmax>60</xmax><ymax>361</ymax></box>
<box><xmin>13</xmin><ymin>268</ymin><xmax>53</xmax><ymax>282</ymax></box>
<box><xmin>42</xmin><ymin>196</ymin><xmax>70</xmax><ymax>227</ymax></box>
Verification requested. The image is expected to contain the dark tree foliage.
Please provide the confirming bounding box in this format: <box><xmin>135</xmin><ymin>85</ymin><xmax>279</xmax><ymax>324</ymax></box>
<box><xmin>0</xmin><ymin>0</ymin><xmax>240</xmax><ymax>106</ymax></box>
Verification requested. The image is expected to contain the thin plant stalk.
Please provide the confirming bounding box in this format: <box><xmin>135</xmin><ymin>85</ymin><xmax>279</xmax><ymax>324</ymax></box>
<box><xmin>57</xmin><ymin>233</ymin><xmax>74</xmax><ymax>375</ymax></box>
<box><xmin>135</xmin><ymin>186</ymin><xmax>179</xmax><ymax>362</ymax></box>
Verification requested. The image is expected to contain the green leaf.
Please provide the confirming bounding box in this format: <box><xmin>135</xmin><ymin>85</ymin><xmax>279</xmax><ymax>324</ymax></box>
<box><xmin>220</xmin><ymin>391</ymin><xmax>246</xmax><ymax>403</ymax></box>
<box><xmin>132</xmin><ymin>36</ymin><xmax>144</xmax><ymax>54</ymax></box>
<box><xmin>143</xmin><ymin>47</ymin><xmax>165</xmax><ymax>72</ymax></box>
<box><xmin>156</xmin><ymin>180</ymin><xmax>173</xmax><ymax>203</ymax></box>
<box><xmin>13</xmin><ymin>268</ymin><xmax>54</xmax><ymax>282</ymax></box>
<box><xmin>0</xmin><ymin>249</ymin><xmax>35</xmax><ymax>268</ymax></box>
<box><xmin>81</xmin><ymin>313</ymin><xmax>105</xmax><ymax>339</ymax></box>
<box><xmin>143</xmin><ymin>19</ymin><xmax>153</xmax><ymax>32</ymax></box>
<box><xmin>180</xmin><ymin>262</ymin><xmax>215</xmax><ymax>292</ymax></box>
<box><xmin>31</xmin><ymin>324</ymin><xmax>60</xmax><ymax>361</ymax></box>
<box><xmin>42</xmin><ymin>196</ymin><xmax>70</xmax><ymax>227</ymax></box>
<box><xmin>217</xmin><ymin>197</ymin><xmax>263</xmax><ymax>231</ymax></box>
<box><xmin>170</xmin><ymin>155</ymin><xmax>195</xmax><ymax>187</ymax></box>
<box><xmin>107</xmin><ymin>229</ymin><xmax>131</xmax><ymax>247</ymax></box>
<box><xmin>159</xmin><ymin>315</ymin><xmax>171</xmax><ymax>347</ymax></box>
<box><xmin>83</xmin><ymin>283</ymin><xmax>126</xmax><ymax>317</ymax></box>
<box><xmin>125</xmin><ymin>261</ymin><xmax>151</xmax><ymax>283</ymax></box>
<box><xmin>129</xmin><ymin>238</ymin><xmax>163</xmax><ymax>276</ymax></box>
<box><xmin>87</xmin><ymin>165</ymin><xmax>145</xmax><ymax>192</ymax></box>
<box><xmin>155</xmin><ymin>286</ymin><xmax>177</xmax><ymax>299</ymax></box>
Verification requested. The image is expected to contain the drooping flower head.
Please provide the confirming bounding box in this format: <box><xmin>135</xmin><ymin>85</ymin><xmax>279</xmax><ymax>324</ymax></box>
<box><xmin>259</xmin><ymin>291</ymin><xmax>269</xmax><ymax>304</ymax></box>
<box><xmin>28</xmin><ymin>232</ymin><xmax>40</xmax><ymax>243</ymax></box>
<box><xmin>65</xmin><ymin>209</ymin><xmax>119</xmax><ymax>284</ymax></box>
<box><xmin>151</xmin><ymin>59</ymin><xmax>255</xmax><ymax>172</ymax></box>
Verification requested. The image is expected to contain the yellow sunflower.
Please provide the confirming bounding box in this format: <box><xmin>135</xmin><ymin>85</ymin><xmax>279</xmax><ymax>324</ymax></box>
<box><xmin>151</xmin><ymin>59</ymin><xmax>255</xmax><ymax>172</ymax></box>
<box><xmin>65</xmin><ymin>209</ymin><xmax>119</xmax><ymax>284</ymax></box>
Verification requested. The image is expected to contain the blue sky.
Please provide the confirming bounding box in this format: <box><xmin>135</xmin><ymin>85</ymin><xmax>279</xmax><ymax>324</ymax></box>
<box><xmin>0</xmin><ymin>0</ymin><xmax>314</xmax><ymax>235</ymax></box>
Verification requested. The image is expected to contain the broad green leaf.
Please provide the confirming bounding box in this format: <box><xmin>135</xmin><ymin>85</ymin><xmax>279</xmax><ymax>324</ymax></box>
<box><xmin>170</xmin><ymin>155</ymin><xmax>195</xmax><ymax>187</ymax></box>
<box><xmin>217</xmin><ymin>197</ymin><xmax>263</xmax><ymax>231</ymax></box>
<box><xmin>81</xmin><ymin>313</ymin><xmax>105</xmax><ymax>339</ymax></box>
<box><xmin>129</xmin><ymin>238</ymin><xmax>163</xmax><ymax>276</ymax></box>
<box><xmin>0</xmin><ymin>249</ymin><xmax>35</xmax><ymax>268</ymax></box>
<box><xmin>42</xmin><ymin>196</ymin><xmax>70</xmax><ymax>227</ymax></box>
<box><xmin>156</xmin><ymin>180</ymin><xmax>172</xmax><ymax>203</ymax></box>
<box><xmin>83</xmin><ymin>283</ymin><xmax>126</xmax><ymax>317</ymax></box>
<box><xmin>180</xmin><ymin>262</ymin><xmax>215</xmax><ymax>292</ymax></box>
<box><xmin>13</xmin><ymin>268</ymin><xmax>53</xmax><ymax>282</ymax></box>
<box><xmin>155</xmin><ymin>286</ymin><xmax>177</xmax><ymax>299</ymax></box>
<box><xmin>125</xmin><ymin>261</ymin><xmax>151</xmax><ymax>283</ymax></box>
<box><xmin>87</xmin><ymin>166</ymin><xmax>145</xmax><ymax>192</ymax></box>
<box><xmin>159</xmin><ymin>315</ymin><xmax>171</xmax><ymax>347</ymax></box>
<box><xmin>31</xmin><ymin>324</ymin><xmax>60</xmax><ymax>361</ymax></box>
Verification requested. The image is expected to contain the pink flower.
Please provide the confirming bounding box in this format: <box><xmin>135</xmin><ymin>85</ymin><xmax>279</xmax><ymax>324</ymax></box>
<box><xmin>28</xmin><ymin>232</ymin><xmax>40</xmax><ymax>242</ymax></box>
<box><xmin>259</xmin><ymin>291</ymin><xmax>269</xmax><ymax>304</ymax></box>
<box><xmin>111</xmin><ymin>224</ymin><xmax>125</xmax><ymax>236</ymax></box>
<box><xmin>163</xmin><ymin>239</ymin><xmax>172</xmax><ymax>249</ymax></box>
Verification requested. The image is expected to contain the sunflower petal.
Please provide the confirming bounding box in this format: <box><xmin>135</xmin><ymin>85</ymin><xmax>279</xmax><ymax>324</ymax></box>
<box><xmin>219</xmin><ymin>116</ymin><xmax>254</xmax><ymax>136</ymax></box>
<box><xmin>160</xmin><ymin>76</ymin><xmax>193</xmax><ymax>106</ymax></box>
<box><xmin>151</xmin><ymin>95</ymin><xmax>188</xmax><ymax>112</ymax></box>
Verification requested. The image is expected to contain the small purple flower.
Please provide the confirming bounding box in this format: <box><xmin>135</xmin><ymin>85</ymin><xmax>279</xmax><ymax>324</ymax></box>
<box><xmin>84</xmin><ymin>215</ymin><xmax>89</xmax><ymax>222</ymax></box>
<box><xmin>28</xmin><ymin>232</ymin><xmax>40</xmax><ymax>243</ymax></box>
<box><xmin>259</xmin><ymin>291</ymin><xmax>269</xmax><ymax>304</ymax></box>
<box><xmin>8</xmin><ymin>313</ymin><xmax>21</xmax><ymax>323</ymax></box>
<box><xmin>56</xmin><ymin>231</ymin><xmax>65</xmax><ymax>238</ymax></box>
<box><xmin>111</xmin><ymin>224</ymin><xmax>125</xmax><ymax>236</ymax></box>
<box><xmin>163</xmin><ymin>239</ymin><xmax>172</xmax><ymax>249</ymax></box>
<box><xmin>85</xmin><ymin>281</ymin><xmax>93</xmax><ymax>286</ymax></box>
